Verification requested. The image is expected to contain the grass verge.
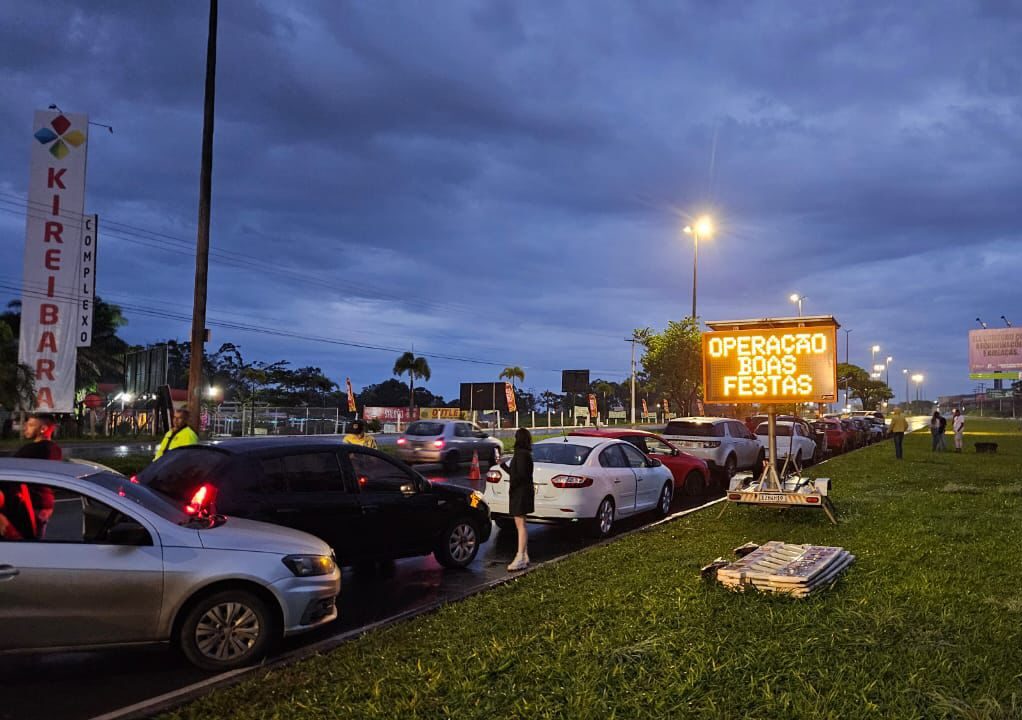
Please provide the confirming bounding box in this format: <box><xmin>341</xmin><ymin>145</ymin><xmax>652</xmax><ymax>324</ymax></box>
<box><xmin>165</xmin><ymin>419</ymin><xmax>1022</xmax><ymax>719</ymax></box>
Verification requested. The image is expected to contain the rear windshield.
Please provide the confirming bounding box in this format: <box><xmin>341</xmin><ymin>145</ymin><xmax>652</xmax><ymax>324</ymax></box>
<box><xmin>755</xmin><ymin>423</ymin><xmax>793</xmax><ymax>436</ymax></box>
<box><xmin>138</xmin><ymin>448</ymin><xmax>230</xmax><ymax>501</ymax></box>
<box><xmin>85</xmin><ymin>471</ymin><xmax>189</xmax><ymax>524</ymax></box>
<box><xmin>665</xmin><ymin>421</ymin><xmax>722</xmax><ymax>437</ymax></box>
<box><xmin>533</xmin><ymin>443</ymin><xmax>593</xmax><ymax>466</ymax></box>
<box><xmin>405</xmin><ymin>422</ymin><xmax>444</xmax><ymax>436</ymax></box>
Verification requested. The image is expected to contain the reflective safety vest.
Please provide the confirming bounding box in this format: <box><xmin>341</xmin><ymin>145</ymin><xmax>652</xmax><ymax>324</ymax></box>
<box><xmin>343</xmin><ymin>433</ymin><xmax>378</xmax><ymax>449</ymax></box>
<box><xmin>154</xmin><ymin>426</ymin><xmax>200</xmax><ymax>460</ymax></box>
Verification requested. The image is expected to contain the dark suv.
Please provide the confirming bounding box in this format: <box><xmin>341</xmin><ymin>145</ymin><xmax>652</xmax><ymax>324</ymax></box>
<box><xmin>137</xmin><ymin>438</ymin><xmax>491</xmax><ymax>569</ymax></box>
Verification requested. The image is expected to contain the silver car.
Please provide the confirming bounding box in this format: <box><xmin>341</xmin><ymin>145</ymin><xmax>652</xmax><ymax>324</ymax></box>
<box><xmin>397</xmin><ymin>420</ymin><xmax>503</xmax><ymax>471</ymax></box>
<box><xmin>662</xmin><ymin>417</ymin><xmax>764</xmax><ymax>478</ymax></box>
<box><xmin>0</xmin><ymin>459</ymin><xmax>340</xmax><ymax>671</ymax></box>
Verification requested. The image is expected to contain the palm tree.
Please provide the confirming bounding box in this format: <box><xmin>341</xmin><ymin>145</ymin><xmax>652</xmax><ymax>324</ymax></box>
<box><xmin>393</xmin><ymin>352</ymin><xmax>431</xmax><ymax>409</ymax></box>
<box><xmin>499</xmin><ymin>366</ymin><xmax>525</xmax><ymax>389</ymax></box>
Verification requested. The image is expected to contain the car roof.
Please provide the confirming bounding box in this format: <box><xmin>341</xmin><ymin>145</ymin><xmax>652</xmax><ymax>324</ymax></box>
<box><xmin>536</xmin><ymin>435</ymin><xmax>615</xmax><ymax>448</ymax></box>
<box><xmin>0</xmin><ymin>457</ymin><xmax>112</xmax><ymax>479</ymax></box>
<box><xmin>755</xmin><ymin>420</ymin><xmax>798</xmax><ymax>428</ymax></box>
<box><xmin>569</xmin><ymin>429</ymin><xmax>658</xmax><ymax>439</ymax></box>
<box><xmin>666</xmin><ymin>416</ymin><xmax>727</xmax><ymax>424</ymax></box>
<box><xmin>202</xmin><ymin>436</ymin><xmax>354</xmax><ymax>453</ymax></box>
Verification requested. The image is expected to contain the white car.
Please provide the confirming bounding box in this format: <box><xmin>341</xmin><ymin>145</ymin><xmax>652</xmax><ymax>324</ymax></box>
<box><xmin>754</xmin><ymin>421</ymin><xmax>817</xmax><ymax>468</ymax></box>
<box><xmin>484</xmin><ymin>436</ymin><xmax>675</xmax><ymax>538</ymax></box>
<box><xmin>0</xmin><ymin>459</ymin><xmax>340</xmax><ymax>671</ymax></box>
<box><xmin>662</xmin><ymin>417</ymin><xmax>764</xmax><ymax>478</ymax></box>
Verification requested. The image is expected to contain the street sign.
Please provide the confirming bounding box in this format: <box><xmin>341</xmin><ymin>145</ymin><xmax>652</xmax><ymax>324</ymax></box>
<box><xmin>703</xmin><ymin>318</ymin><xmax>839</xmax><ymax>404</ymax></box>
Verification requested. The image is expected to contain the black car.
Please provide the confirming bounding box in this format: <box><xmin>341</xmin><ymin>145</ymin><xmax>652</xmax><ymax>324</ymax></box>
<box><xmin>137</xmin><ymin>438</ymin><xmax>491</xmax><ymax>569</ymax></box>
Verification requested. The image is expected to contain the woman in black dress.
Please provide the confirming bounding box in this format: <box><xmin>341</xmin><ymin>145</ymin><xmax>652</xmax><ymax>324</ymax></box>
<box><xmin>502</xmin><ymin>427</ymin><xmax>533</xmax><ymax>571</ymax></box>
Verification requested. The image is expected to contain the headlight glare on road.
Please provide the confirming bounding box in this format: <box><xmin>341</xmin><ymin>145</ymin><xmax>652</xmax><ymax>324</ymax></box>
<box><xmin>282</xmin><ymin>554</ymin><xmax>337</xmax><ymax>577</ymax></box>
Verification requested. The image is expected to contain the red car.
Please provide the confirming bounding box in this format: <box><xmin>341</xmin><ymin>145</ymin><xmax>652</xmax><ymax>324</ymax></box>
<box><xmin>812</xmin><ymin>418</ymin><xmax>852</xmax><ymax>454</ymax></box>
<box><xmin>569</xmin><ymin>429</ymin><xmax>712</xmax><ymax>495</ymax></box>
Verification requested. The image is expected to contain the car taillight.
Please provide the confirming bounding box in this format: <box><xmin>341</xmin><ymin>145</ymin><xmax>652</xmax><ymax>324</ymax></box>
<box><xmin>185</xmin><ymin>483</ymin><xmax>216</xmax><ymax>515</ymax></box>
<box><xmin>702</xmin><ymin>441</ymin><xmax>721</xmax><ymax>448</ymax></box>
<box><xmin>129</xmin><ymin>475</ymin><xmax>139</xmax><ymax>484</ymax></box>
<box><xmin>397</xmin><ymin>437</ymin><xmax>407</xmax><ymax>445</ymax></box>
<box><xmin>433</xmin><ymin>439</ymin><xmax>445</xmax><ymax>449</ymax></box>
<box><xmin>551</xmin><ymin>474</ymin><xmax>593</xmax><ymax>488</ymax></box>
<box><xmin>486</xmin><ymin>469</ymin><xmax>502</xmax><ymax>483</ymax></box>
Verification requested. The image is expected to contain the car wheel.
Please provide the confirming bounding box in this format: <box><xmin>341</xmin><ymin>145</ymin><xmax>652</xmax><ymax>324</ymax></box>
<box><xmin>657</xmin><ymin>481</ymin><xmax>673</xmax><ymax>517</ymax></box>
<box><xmin>178</xmin><ymin>589</ymin><xmax>277</xmax><ymax>672</ymax></box>
<box><xmin>434</xmin><ymin>518</ymin><xmax>480</xmax><ymax>569</ymax></box>
<box><xmin>683</xmin><ymin>470</ymin><xmax>705</xmax><ymax>497</ymax></box>
<box><xmin>442</xmin><ymin>450</ymin><xmax>460</xmax><ymax>473</ymax></box>
<box><xmin>590</xmin><ymin>497</ymin><xmax>615</xmax><ymax>539</ymax></box>
<box><xmin>723</xmin><ymin>454</ymin><xmax>738</xmax><ymax>479</ymax></box>
<box><xmin>494</xmin><ymin>517</ymin><xmax>516</xmax><ymax>532</ymax></box>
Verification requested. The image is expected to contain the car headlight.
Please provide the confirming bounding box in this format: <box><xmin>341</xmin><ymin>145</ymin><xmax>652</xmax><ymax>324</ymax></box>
<box><xmin>282</xmin><ymin>554</ymin><xmax>337</xmax><ymax>577</ymax></box>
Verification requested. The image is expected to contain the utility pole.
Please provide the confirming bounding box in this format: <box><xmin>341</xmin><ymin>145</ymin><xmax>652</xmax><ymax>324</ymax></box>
<box><xmin>187</xmin><ymin>0</ymin><xmax>218</xmax><ymax>423</ymax></box>
<box><xmin>625</xmin><ymin>335</ymin><xmax>637</xmax><ymax>424</ymax></box>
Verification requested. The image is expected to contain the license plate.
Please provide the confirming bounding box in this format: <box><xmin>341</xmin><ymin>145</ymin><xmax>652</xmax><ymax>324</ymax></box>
<box><xmin>756</xmin><ymin>493</ymin><xmax>787</xmax><ymax>503</ymax></box>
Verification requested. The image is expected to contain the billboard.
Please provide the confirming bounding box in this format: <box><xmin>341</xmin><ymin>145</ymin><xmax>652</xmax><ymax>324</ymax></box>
<box><xmin>459</xmin><ymin>382</ymin><xmax>515</xmax><ymax>412</ymax></box>
<box><xmin>124</xmin><ymin>345</ymin><xmax>169</xmax><ymax>397</ymax></box>
<box><xmin>969</xmin><ymin>328</ymin><xmax>1022</xmax><ymax>375</ymax></box>
<box><xmin>18</xmin><ymin>110</ymin><xmax>89</xmax><ymax>412</ymax></box>
<box><xmin>363</xmin><ymin>406</ymin><xmax>418</xmax><ymax>424</ymax></box>
<box><xmin>76</xmin><ymin>214</ymin><xmax>98</xmax><ymax>347</ymax></box>
<box><xmin>561</xmin><ymin>370</ymin><xmax>589</xmax><ymax>394</ymax></box>
<box><xmin>703</xmin><ymin>320</ymin><xmax>838</xmax><ymax>404</ymax></box>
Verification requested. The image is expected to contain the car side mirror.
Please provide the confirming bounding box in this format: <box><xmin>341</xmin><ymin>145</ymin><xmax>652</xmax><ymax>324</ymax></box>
<box><xmin>106</xmin><ymin>521</ymin><xmax>152</xmax><ymax>546</ymax></box>
<box><xmin>671</xmin><ymin>448</ymin><xmax>679</xmax><ymax>456</ymax></box>
<box><xmin>648</xmin><ymin>458</ymin><xmax>662</xmax><ymax>468</ymax></box>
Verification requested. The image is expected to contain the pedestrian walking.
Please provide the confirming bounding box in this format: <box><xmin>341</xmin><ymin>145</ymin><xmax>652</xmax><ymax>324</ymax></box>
<box><xmin>501</xmin><ymin>427</ymin><xmax>533</xmax><ymax>571</ymax></box>
<box><xmin>154</xmin><ymin>409</ymin><xmax>200</xmax><ymax>460</ymax></box>
<box><xmin>343</xmin><ymin>419</ymin><xmax>378</xmax><ymax>449</ymax></box>
<box><xmin>890</xmin><ymin>407</ymin><xmax>908</xmax><ymax>459</ymax></box>
<box><xmin>952</xmin><ymin>409</ymin><xmax>965</xmax><ymax>452</ymax></box>
<box><xmin>13</xmin><ymin>413</ymin><xmax>62</xmax><ymax>460</ymax></box>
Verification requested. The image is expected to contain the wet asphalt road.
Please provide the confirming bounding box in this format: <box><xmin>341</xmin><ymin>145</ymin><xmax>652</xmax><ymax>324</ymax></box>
<box><xmin>0</xmin><ymin>462</ymin><xmax>723</xmax><ymax>720</ymax></box>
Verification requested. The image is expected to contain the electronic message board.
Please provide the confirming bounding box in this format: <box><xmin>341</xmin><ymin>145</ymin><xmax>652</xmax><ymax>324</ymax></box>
<box><xmin>702</xmin><ymin>322</ymin><xmax>838</xmax><ymax>404</ymax></box>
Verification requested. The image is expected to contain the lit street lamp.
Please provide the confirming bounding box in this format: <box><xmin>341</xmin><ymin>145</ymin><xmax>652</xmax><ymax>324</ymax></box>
<box><xmin>789</xmin><ymin>293</ymin><xmax>806</xmax><ymax>317</ymax></box>
<box><xmin>912</xmin><ymin>373</ymin><xmax>924</xmax><ymax>402</ymax></box>
<box><xmin>683</xmin><ymin>215</ymin><xmax>714</xmax><ymax>320</ymax></box>
<box><xmin>885</xmin><ymin>356</ymin><xmax>893</xmax><ymax>386</ymax></box>
<box><xmin>903</xmin><ymin>368</ymin><xmax>909</xmax><ymax>407</ymax></box>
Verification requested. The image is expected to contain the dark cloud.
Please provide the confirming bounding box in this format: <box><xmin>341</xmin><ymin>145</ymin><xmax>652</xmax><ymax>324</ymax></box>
<box><xmin>2</xmin><ymin>0</ymin><xmax>1020</xmax><ymax>400</ymax></box>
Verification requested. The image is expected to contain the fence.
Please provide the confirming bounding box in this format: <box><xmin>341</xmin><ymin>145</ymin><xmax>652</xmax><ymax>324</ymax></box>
<box><xmin>208</xmin><ymin>405</ymin><xmax>350</xmax><ymax>437</ymax></box>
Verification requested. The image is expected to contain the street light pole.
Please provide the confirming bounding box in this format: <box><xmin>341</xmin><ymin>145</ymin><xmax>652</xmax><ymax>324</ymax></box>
<box><xmin>187</xmin><ymin>0</ymin><xmax>218</xmax><ymax>423</ymax></box>
<box><xmin>789</xmin><ymin>294</ymin><xmax>805</xmax><ymax>317</ymax></box>
<box><xmin>684</xmin><ymin>216</ymin><xmax>713</xmax><ymax>321</ymax></box>
<box><xmin>843</xmin><ymin>328</ymin><xmax>852</xmax><ymax>408</ymax></box>
<box><xmin>624</xmin><ymin>335</ymin><xmax>638</xmax><ymax>425</ymax></box>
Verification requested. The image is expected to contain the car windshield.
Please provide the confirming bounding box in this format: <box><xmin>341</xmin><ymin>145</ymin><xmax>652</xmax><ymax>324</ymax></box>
<box><xmin>665</xmin><ymin>421</ymin><xmax>720</xmax><ymax>437</ymax></box>
<box><xmin>405</xmin><ymin>422</ymin><xmax>444</xmax><ymax>436</ymax></box>
<box><xmin>85</xmin><ymin>471</ymin><xmax>189</xmax><ymax>524</ymax></box>
<box><xmin>138</xmin><ymin>448</ymin><xmax>230</xmax><ymax>502</ymax></box>
<box><xmin>533</xmin><ymin>443</ymin><xmax>593</xmax><ymax>466</ymax></box>
<box><xmin>755</xmin><ymin>423</ymin><xmax>793</xmax><ymax>436</ymax></box>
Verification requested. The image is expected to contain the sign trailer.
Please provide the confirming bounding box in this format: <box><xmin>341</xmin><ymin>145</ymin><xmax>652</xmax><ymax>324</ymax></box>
<box><xmin>704</xmin><ymin>316</ymin><xmax>840</xmax><ymax>524</ymax></box>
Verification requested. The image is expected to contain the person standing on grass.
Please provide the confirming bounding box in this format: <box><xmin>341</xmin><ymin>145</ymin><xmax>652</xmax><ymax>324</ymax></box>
<box><xmin>890</xmin><ymin>408</ymin><xmax>908</xmax><ymax>459</ymax></box>
<box><xmin>501</xmin><ymin>427</ymin><xmax>533</xmax><ymax>572</ymax></box>
<box><xmin>952</xmin><ymin>409</ymin><xmax>965</xmax><ymax>453</ymax></box>
<box><xmin>938</xmin><ymin>411</ymin><xmax>948</xmax><ymax>451</ymax></box>
<box><xmin>930</xmin><ymin>411</ymin><xmax>942</xmax><ymax>452</ymax></box>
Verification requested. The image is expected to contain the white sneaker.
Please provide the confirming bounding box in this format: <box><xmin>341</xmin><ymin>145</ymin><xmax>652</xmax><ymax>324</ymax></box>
<box><xmin>507</xmin><ymin>554</ymin><xmax>529</xmax><ymax>572</ymax></box>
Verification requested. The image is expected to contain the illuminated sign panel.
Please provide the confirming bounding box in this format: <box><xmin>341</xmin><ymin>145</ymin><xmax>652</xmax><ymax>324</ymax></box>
<box><xmin>703</xmin><ymin>324</ymin><xmax>838</xmax><ymax>404</ymax></box>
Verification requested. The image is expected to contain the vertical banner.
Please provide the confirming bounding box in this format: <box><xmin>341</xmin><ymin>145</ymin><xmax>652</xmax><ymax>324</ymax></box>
<box><xmin>504</xmin><ymin>382</ymin><xmax>517</xmax><ymax>413</ymax></box>
<box><xmin>663</xmin><ymin>398</ymin><xmax>670</xmax><ymax>415</ymax></box>
<box><xmin>345</xmin><ymin>377</ymin><xmax>357</xmax><ymax>413</ymax></box>
<box><xmin>641</xmin><ymin>398</ymin><xmax>649</xmax><ymax>416</ymax></box>
<box><xmin>19</xmin><ymin>110</ymin><xmax>89</xmax><ymax>412</ymax></box>
<box><xmin>77</xmin><ymin>214</ymin><xmax>98</xmax><ymax>347</ymax></box>
<box><xmin>587</xmin><ymin>393</ymin><xmax>598</xmax><ymax>418</ymax></box>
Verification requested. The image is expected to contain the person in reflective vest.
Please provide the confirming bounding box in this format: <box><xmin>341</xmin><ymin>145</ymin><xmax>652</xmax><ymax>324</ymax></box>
<box><xmin>343</xmin><ymin>419</ymin><xmax>378</xmax><ymax>449</ymax></box>
<box><xmin>154</xmin><ymin>409</ymin><xmax>200</xmax><ymax>460</ymax></box>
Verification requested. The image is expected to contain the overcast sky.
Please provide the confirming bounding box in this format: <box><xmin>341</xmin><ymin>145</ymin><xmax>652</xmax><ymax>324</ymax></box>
<box><xmin>2</xmin><ymin>1</ymin><xmax>1020</xmax><ymax>403</ymax></box>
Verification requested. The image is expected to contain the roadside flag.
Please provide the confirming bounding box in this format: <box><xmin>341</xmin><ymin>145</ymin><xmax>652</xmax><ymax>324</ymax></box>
<box><xmin>663</xmin><ymin>398</ymin><xmax>670</xmax><ymax>415</ymax></box>
<box><xmin>588</xmin><ymin>393</ymin><xmax>599</xmax><ymax>418</ymax></box>
<box><xmin>504</xmin><ymin>382</ymin><xmax>517</xmax><ymax>413</ymax></box>
<box><xmin>346</xmin><ymin>378</ymin><xmax>357</xmax><ymax>413</ymax></box>
<box><xmin>642</xmin><ymin>398</ymin><xmax>649</xmax><ymax>416</ymax></box>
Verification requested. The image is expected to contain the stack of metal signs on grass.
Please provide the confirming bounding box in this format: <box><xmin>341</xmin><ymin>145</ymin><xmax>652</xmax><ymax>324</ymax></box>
<box><xmin>716</xmin><ymin>541</ymin><xmax>854</xmax><ymax>597</ymax></box>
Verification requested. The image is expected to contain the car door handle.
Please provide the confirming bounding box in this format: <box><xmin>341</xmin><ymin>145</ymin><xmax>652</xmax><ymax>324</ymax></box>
<box><xmin>0</xmin><ymin>565</ymin><xmax>19</xmax><ymax>581</ymax></box>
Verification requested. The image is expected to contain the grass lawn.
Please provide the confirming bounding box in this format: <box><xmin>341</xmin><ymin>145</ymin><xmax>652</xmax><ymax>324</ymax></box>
<box><xmin>165</xmin><ymin>418</ymin><xmax>1022</xmax><ymax>719</ymax></box>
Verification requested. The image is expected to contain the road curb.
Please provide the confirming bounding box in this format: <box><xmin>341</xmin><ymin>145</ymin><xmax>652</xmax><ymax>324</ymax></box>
<box><xmin>90</xmin><ymin>495</ymin><xmax>724</xmax><ymax>720</ymax></box>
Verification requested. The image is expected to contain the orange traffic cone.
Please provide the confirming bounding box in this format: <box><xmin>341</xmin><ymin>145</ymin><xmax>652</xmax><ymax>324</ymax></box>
<box><xmin>468</xmin><ymin>450</ymin><xmax>481</xmax><ymax>481</ymax></box>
